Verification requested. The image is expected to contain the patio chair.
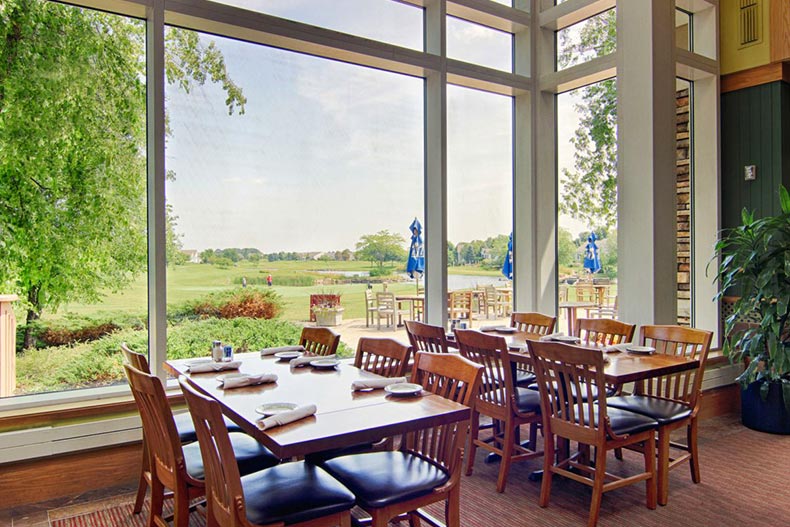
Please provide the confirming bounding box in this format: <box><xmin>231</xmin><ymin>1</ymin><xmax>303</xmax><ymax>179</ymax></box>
<box><xmin>483</xmin><ymin>285</ymin><xmax>499</xmax><ymax>318</ymax></box>
<box><xmin>375</xmin><ymin>292</ymin><xmax>409</xmax><ymax>329</ymax></box>
<box><xmin>319</xmin><ymin>352</ymin><xmax>483</xmax><ymax>527</ymax></box>
<box><xmin>405</xmin><ymin>320</ymin><xmax>450</xmax><ymax>354</ymax></box>
<box><xmin>456</xmin><ymin>330</ymin><xmax>542</xmax><ymax>493</ymax></box>
<box><xmin>120</xmin><ymin>343</ymin><xmax>242</xmax><ymax>514</ymax></box>
<box><xmin>364</xmin><ymin>289</ymin><xmax>378</xmax><ymax>328</ymax></box>
<box><xmin>178</xmin><ymin>378</ymin><xmax>355</xmax><ymax>527</ymax></box>
<box><xmin>300</xmin><ymin>327</ymin><xmax>340</xmax><ymax>356</ymax></box>
<box><xmin>495</xmin><ymin>288</ymin><xmax>512</xmax><ymax>318</ymax></box>
<box><xmin>606</xmin><ymin>325</ymin><xmax>712</xmax><ymax>506</ymax></box>
<box><xmin>124</xmin><ymin>364</ymin><xmax>279</xmax><ymax>527</ymax></box>
<box><xmin>528</xmin><ymin>340</ymin><xmax>658</xmax><ymax>527</ymax></box>
<box><xmin>354</xmin><ymin>337</ymin><xmax>412</xmax><ymax>378</ymax></box>
<box><xmin>448</xmin><ymin>290</ymin><xmax>473</xmax><ymax>327</ymax></box>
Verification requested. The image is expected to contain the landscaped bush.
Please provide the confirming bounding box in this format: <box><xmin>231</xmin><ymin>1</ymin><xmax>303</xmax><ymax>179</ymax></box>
<box><xmin>234</xmin><ymin>275</ymin><xmax>316</xmax><ymax>286</ymax></box>
<box><xmin>17</xmin><ymin>313</ymin><xmax>147</xmax><ymax>351</ymax></box>
<box><xmin>177</xmin><ymin>288</ymin><xmax>283</xmax><ymax>320</ymax></box>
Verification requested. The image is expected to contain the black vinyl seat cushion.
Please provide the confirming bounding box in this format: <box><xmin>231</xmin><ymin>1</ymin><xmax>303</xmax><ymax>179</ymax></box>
<box><xmin>515</xmin><ymin>370</ymin><xmax>536</xmax><ymax>387</ymax></box>
<box><xmin>527</xmin><ymin>382</ymin><xmax>601</xmax><ymax>402</ymax></box>
<box><xmin>241</xmin><ymin>462</ymin><xmax>355</xmax><ymax>526</ymax></box>
<box><xmin>484</xmin><ymin>387</ymin><xmax>541</xmax><ymax>414</ymax></box>
<box><xmin>320</xmin><ymin>451</ymin><xmax>449</xmax><ymax>509</ymax></box>
<box><xmin>571</xmin><ymin>407</ymin><xmax>658</xmax><ymax>436</ymax></box>
<box><xmin>184</xmin><ymin>432</ymin><xmax>279</xmax><ymax>480</ymax></box>
<box><xmin>174</xmin><ymin>411</ymin><xmax>243</xmax><ymax>444</ymax></box>
<box><xmin>606</xmin><ymin>395</ymin><xmax>693</xmax><ymax>425</ymax></box>
<box><xmin>304</xmin><ymin>441</ymin><xmax>377</xmax><ymax>464</ymax></box>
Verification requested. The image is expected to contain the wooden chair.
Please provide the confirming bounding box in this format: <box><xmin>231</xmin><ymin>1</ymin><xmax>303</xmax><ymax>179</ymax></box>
<box><xmin>375</xmin><ymin>292</ymin><xmax>409</xmax><ymax>329</ymax></box>
<box><xmin>508</xmin><ymin>313</ymin><xmax>556</xmax><ymax>387</ymax></box>
<box><xmin>495</xmin><ymin>288</ymin><xmax>513</xmax><ymax>317</ymax></box>
<box><xmin>300</xmin><ymin>327</ymin><xmax>340</xmax><ymax>356</ymax></box>
<box><xmin>123</xmin><ymin>364</ymin><xmax>279</xmax><ymax>527</ymax></box>
<box><xmin>527</xmin><ymin>340</ymin><xmax>658</xmax><ymax>527</ymax></box>
<box><xmin>448</xmin><ymin>290</ymin><xmax>473</xmax><ymax>327</ymax></box>
<box><xmin>456</xmin><ymin>330</ymin><xmax>542</xmax><ymax>493</ymax></box>
<box><xmin>405</xmin><ymin>320</ymin><xmax>450</xmax><ymax>354</ymax></box>
<box><xmin>320</xmin><ymin>352</ymin><xmax>483</xmax><ymax>527</ymax></box>
<box><xmin>606</xmin><ymin>325</ymin><xmax>712</xmax><ymax>506</ymax></box>
<box><xmin>178</xmin><ymin>378</ymin><xmax>355</xmax><ymax>527</ymax></box>
<box><xmin>121</xmin><ymin>343</ymin><xmax>242</xmax><ymax>514</ymax></box>
<box><xmin>591</xmin><ymin>294</ymin><xmax>618</xmax><ymax>319</ymax></box>
<box><xmin>354</xmin><ymin>337</ymin><xmax>411</xmax><ymax>378</ymax></box>
<box><xmin>483</xmin><ymin>285</ymin><xmax>498</xmax><ymax>318</ymax></box>
<box><xmin>574</xmin><ymin>318</ymin><xmax>635</xmax><ymax>347</ymax></box>
<box><xmin>364</xmin><ymin>289</ymin><xmax>378</xmax><ymax>328</ymax></box>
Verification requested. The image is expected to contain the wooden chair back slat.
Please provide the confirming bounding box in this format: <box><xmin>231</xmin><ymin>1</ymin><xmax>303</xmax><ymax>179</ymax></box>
<box><xmin>179</xmin><ymin>378</ymin><xmax>245</xmax><ymax>527</ymax></box>
<box><xmin>575</xmin><ymin>318</ymin><xmax>635</xmax><ymax>346</ymax></box>
<box><xmin>354</xmin><ymin>337</ymin><xmax>411</xmax><ymax>378</ymax></box>
<box><xmin>638</xmin><ymin>325</ymin><xmax>712</xmax><ymax>409</ymax></box>
<box><xmin>455</xmin><ymin>330</ymin><xmax>512</xmax><ymax>411</ymax></box>
<box><xmin>405</xmin><ymin>320</ymin><xmax>449</xmax><ymax>354</ymax></box>
<box><xmin>121</xmin><ymin>342</ymin><xmax>151</xmax><ymax>373</ymax></box>
<box><xmin>299</xmin><ymin>327</ymin><xmax>340</xmax><ymax>356</ymax></box>
<box><xmin>123</xmin><ymin>364</ymin><xmax>190</xmax><ymax>491</ymax></box>
<box><xmin>510</xmin><ymin>312</ymin><xmax>556</xmax><ymax>335</ymax></box>
<box><xmin>405</xmin><ymin>352</ymin><xmax>482</xmax><ymax>476</ymax></box>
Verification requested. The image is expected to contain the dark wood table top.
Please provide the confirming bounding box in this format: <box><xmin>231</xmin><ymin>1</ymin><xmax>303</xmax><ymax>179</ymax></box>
<box><xmin>166</xmin><ymin>352</ymin><xmax>469</xmax><ymax>458</ymax></box>
<box><xmin>451</xmin><ymin>329</ymin><xmax>700</xmax><ymax>386</ymax></box>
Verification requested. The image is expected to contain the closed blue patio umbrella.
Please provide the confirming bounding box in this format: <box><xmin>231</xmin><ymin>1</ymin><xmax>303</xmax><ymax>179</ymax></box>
<box><xmin>406</xmin><ymin>218</ymin><xmax>425</xmax><ymax>290</ymax></box>
<box><xmin>583</xmin><ymin>232</ymin><xmax>602</xmax><ymax>274</ymax></box>
<box><xmin>501</xmin><ymin>232</ymin><xmax>513</xmax><ymax>280</ymax></box>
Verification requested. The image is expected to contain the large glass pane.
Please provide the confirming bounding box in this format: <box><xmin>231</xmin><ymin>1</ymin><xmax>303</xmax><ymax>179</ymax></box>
<box><xmin>556</xmin><ymin>79</ymin><xmax>618</xmax><ymax>332</ymax></box>
<box><xmin>165</xmin><ymin>30</ymin><xmax>424</xmax><ymax>356</ymax></box>
<box><xmin>676</xmin><ymin>9</ymin><xmax>692</xmax><ymax>51</ymax></box>
<box><xmin>1</xmin><ymin>2</ymin><xmax>146</xmax><ymax>397</ymax></box>
<box><xmin>447</xmin><ymin>16</ymin><xmax>513</xmax><ymax>73</ymax></box>
<box><xmin>447</xmin><ymin>85</ymin><xmax>513</xmax><ymax>329</ymax></box>
<box><xmin>209</xmin><ymin>0</ymin><xmax>423</xmax><ymax>51</ymax></box>
<box><xmin>557</xmin><ymin>9</ymin><xmax>616</xmax><ymax>71</ymax></box>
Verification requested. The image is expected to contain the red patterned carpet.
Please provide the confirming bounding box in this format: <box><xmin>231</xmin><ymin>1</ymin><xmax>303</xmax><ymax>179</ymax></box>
<box><xmin>50</xmin><ymin>416</ymin><xmax>790</xmax><ymax>527</ymax></box>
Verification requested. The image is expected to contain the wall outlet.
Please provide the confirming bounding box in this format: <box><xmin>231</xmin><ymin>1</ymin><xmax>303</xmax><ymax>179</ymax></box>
<box><xmin>744</xmin><ymin>165</ymin><xmax>757</xmax><ymax>181</ymax></box>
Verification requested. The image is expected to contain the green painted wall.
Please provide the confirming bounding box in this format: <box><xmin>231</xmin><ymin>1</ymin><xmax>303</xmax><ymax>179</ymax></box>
<box><xmin>721</xmin><ymin>81</ymin><xmax>790</xmax><ymax>230</ymax></box>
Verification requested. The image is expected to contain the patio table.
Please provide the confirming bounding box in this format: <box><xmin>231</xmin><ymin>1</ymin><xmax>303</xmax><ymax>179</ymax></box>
<box><xmin>166</xmin><ymin>352</ymin><xmax>468</xmax><ymax>459</ymax></box>
<box><xmin>557</xmin><ymin>301</ymin><xmax>598</xmax><ymax>334</ymax></box>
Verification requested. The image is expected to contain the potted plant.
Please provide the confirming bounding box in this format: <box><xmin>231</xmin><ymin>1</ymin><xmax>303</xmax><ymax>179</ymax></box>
<box><xmin>712</xmin><ymin>185</ymin><xmax>790</xmax><ymax>434</ymax></box>
<box><xmin>311</xmin><ymin>293</ymin><xmax>343</xmax><ymax>327</ymax></box>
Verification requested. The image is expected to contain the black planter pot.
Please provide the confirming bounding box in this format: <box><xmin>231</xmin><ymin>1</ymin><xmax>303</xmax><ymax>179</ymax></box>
<box><xmin>741</xmin><ymin>380</ymin><xmax>790</xmax><ymax>434</ymax></box>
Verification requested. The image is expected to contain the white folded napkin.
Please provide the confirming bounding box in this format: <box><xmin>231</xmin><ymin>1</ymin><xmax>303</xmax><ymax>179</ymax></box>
<box><xmin>479</xmin><ymin>325</ymin><xmax>499</xmax><ymax>332</ymax></box>
<box><xmin>351</xmin><ymin>376</ymin><xmax>408</xmax><ymax>391</ymax></box>
<box><xmin>290</xmin><ymin>354</ymin><xmax>336</xmax><ymax>368</ymax></box>
<box><xmin>258</xmin><ymin>404</ymin><xmax>317</xmax><ymax>430</ymax></box>
<box><xmin>539</xmin><ymin>334</ymin><xmax>581</xmax><ymax>343</ymax></box>
<box><xmin>604</xmin><ymin>343</ymin><xmax>632</xmax><ymax>353</ymax></box>
<box><xmin>187</xmin><ymin>360</ymin><xmax>241</xmax><ymax>373</ymax></box>
<box><xmin>260</xmin><ymin>345</ymin><xmax>306</xmax><ymax>356</ymax></box>
<box><xmin>220</xmin><ymin>373</ymin><xmax>278</xmax><ymax>389</ymax></box>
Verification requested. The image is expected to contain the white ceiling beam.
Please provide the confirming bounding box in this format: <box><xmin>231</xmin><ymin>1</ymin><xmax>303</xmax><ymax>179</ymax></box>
<box><xmin>539</xmin><ymin>0</ymin><xmax>615</xmax><ymax>31</ymax></box>
<box><xmin>447</xmin><ymin>59</ymin><xmax>532</xmax><ymax>96</ymax></box>
<box><xmin>539</xmin><ymin>53</ymin><xmax>615</xmax><ymax>94</ymax></box>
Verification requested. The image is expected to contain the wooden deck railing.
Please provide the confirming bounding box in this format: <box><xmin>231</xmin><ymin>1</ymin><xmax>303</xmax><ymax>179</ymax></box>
<box><xmin>0</xmin><ymin>295</ymin><xmax>18</xmax><ymax>397</ymax></box>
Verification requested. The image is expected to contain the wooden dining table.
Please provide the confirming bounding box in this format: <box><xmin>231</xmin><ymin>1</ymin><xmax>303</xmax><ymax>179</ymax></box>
<box><xmin>166</xmin><ymin>352</ymin><xmax>469</xmax><ymax>459</ymax></box>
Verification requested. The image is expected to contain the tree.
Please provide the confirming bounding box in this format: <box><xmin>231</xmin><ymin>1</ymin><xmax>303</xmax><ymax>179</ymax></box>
<box><xmin>557</xmin><ymin>9</ymin><xmax>617</xmax><ymax>232</ymax></box>
<box><xmin>355</xmin><ymin>230</ymin><xmax>406</xmax><ymax>270</ymax></box>
<box><xmin>557</xmin><ymin>228</ymin><xmax>577</xmax><ymax>268</ymax></box>
<box><xmin>0</xmin><ymin>0</ymin><xmax>246</xmax><ymax>347</ymax></box>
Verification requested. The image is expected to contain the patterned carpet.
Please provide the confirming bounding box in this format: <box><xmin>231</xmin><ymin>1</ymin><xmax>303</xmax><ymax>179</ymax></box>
<box><xmin>50</xmin><ymin>415</ymin><xmax>790</xmax><ymax>527</ymax></box>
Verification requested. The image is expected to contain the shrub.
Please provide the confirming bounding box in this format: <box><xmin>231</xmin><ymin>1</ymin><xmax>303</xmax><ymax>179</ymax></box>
<box><xmin>178</xmin><ymin>288</ymin><xmax>283</xmax><ymax>320</ymax></box>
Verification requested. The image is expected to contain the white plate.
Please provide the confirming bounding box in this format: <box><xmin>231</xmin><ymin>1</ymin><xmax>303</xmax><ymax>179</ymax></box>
<box><xmin>626</xmin><ymin>345</ymin><xmax>656</xmax><ymax>355</ymax></box>
<box><xmin>310</xmin><ymin>358</ymin><xmax>340</xmax><ymax>369</ymax></box>
<box><xmin>495</xmin><ymin>326</ymin><xmax>517</xmax><ymax>334</ymax></box>
<box><xmin>186</xmin><ymin>358</ymin><xmax>212</xmax><ymax>366</ymax></box>
<box><xmin>551</xmin><ymin>335</ymin><xmax>580</xmax><ymax>343</ymax></box>
<box><xmin>274</xmin><ymin>351</ymin><xmax>303</xmax><ymax>360</ymax></box>
<box><xmin>255</xmin><ymin>402</ymin><xmax>298</xmax><ymax>416</ymax></box>
<box><xmin>384</xmin><ymin>382</ymin><xmax>424</xmax><ymax>396</ymax></box>
<box><xmin>215</xmin><ymin>372</ymin><xmax>246</xmax><ymax>382</ymax></box>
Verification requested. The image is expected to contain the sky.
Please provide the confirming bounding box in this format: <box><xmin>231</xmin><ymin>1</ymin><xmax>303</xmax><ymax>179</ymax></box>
<box><xmin>165</xmin><ymin>0</ymin><xmax>584</xmax><ymax>254</ymax></box>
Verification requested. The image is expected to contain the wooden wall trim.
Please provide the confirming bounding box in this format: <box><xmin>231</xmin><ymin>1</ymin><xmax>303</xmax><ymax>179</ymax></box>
<box><xmin>721</xmin><ymin>61</ymin><xmax>790</xmax><ymax>93</ymax></box>
<box><xmin>0</xmin><ymin>442</ymin><xmax>141</xmax><ymax>509</ymax></box>
<box><xmin>771</xmin><ymin>0</ymin><xmax>790</xmax><ymax>64</ymax></box>
<box><xmin>699</xmin><ymin>384</ymin><xmax>740</xmax><ymax>420</ymax></box>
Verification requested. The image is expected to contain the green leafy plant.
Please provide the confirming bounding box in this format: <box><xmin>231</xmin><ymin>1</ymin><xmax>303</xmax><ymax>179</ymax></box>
<box><xmin>711</xmin><ymin>185</ymin><xmax>790</xmax><ymax>408</ymax></box>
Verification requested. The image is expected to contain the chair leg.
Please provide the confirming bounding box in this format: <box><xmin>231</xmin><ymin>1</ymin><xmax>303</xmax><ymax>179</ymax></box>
<box><xmin>172</xmin><ymin>485</ymin><xmax>191</xmax><ymax>527</ymax></box>
<box><xmin>688</xmin><ymin>417</ymin><xmax>701</xmax><ymax>484</ymax></box>
<box><xmin>339</xmin><ymin>511</ymin><xmax>352</xmax><ymax>527</ymax></box>
<box><xmin>529</xmin><ymin>422</ymin><xmax>538</xmax><ymax>452</ymax></box>
<box><xmin>408</xmin><ymin>511</ymin><xmax>422</xmax><ymax>527</ymax></box>
<box><xmin>133</xmin><ymin>438</ymin><xmax>149</xmax><ymax>514</ymax></box>
<box><xmin>587</xmin><ymin>446</ymin><xmax>607</xmax><ymax>527</ymax></box>
<box><xmin>496</xmin><ymin>418</ymin><xmax>516</xmax><ymax>493</ymax></box>
<box><xmin>147</xmin><ymin>477</ymin><xmax>165</xmax><ymax>527</ymax></box>
<box><xmin>466</xmin><ymin>410</ymin><xmax>480</xmax><ymax>476</ymax></box>
<box><xmin>371</xmin><ymin>511</ymin><xmax>390</xmax><ymax>527</ymax></box>
<box><xmin>657</xmin><ymin>428</ymin><xmax>671</xmax><ymax>506</ymax></box>
<box><xmin>614</xmin><ymin>447</ymin><xmax>623</xmax><ymax>460</ymax></box>
<box><xmin>539</xmin><ymin>434</ymin><xmax>555</xmax><ymax>508</ymax></box>
<box><xmin>445</xmin><ymin>486</ymin><xmax>461</xmax><ymax>527</ymax></box>
<box><xmin>644</xmin><ymin>434</ymin><xmax>657</xmax><ymax>510</ymax></box>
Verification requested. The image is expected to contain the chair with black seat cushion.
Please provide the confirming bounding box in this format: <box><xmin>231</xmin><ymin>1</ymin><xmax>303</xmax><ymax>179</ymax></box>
<box><xmin>120</xmin><ymin>342</ymin><xmax>244</xmax><ymax>514</ymax></box>
<box><xmin>354</xmin><ymin>337</ymin><xmax>411</xmax><ymax>378</ymax></box>
<box><xmin>124</xmin><ymin>364</ymin><xmax>280</xmax><ymax>527</ymax></box>
<box><xmin>575</xmin><ymin>318</ymin><xmax>636</xmax><ymax>396</ymax></box>
<box><xmin>319</xmin><ymin>352</ymin><xmax>483</xmax><ymax>527</ymax></box>
<box><xmin>509</xmin><ymin>312</ymin><xmax>556</xmax><ymax>387</ymax></box>
<box><xmin>178</xmin><ymin>378</ymin><xmax>354</xmax><ymax>527</ymax></box>
<box><xmin>456</xmin><ymin>329</ymin><xmax>542</xmax><ymax>493</ymax></box>
<box><xmin>605</xmin><ymin>325</ymin><xmax>712</xmax><ymax>506</ymax></box>
<box><xmin>528</xmin><ymin>340</ymin><xmax>657</xmax><ymax>527</ymax></box>
<box><xmin>300</xmin><ymin>327</ymin><xmax>340</xmax><ymax>356</ymax></box>
<box><xmin>405</xmin><ymin>320</ymin><xmax>450</xmax><ymax>354</ymax></box>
